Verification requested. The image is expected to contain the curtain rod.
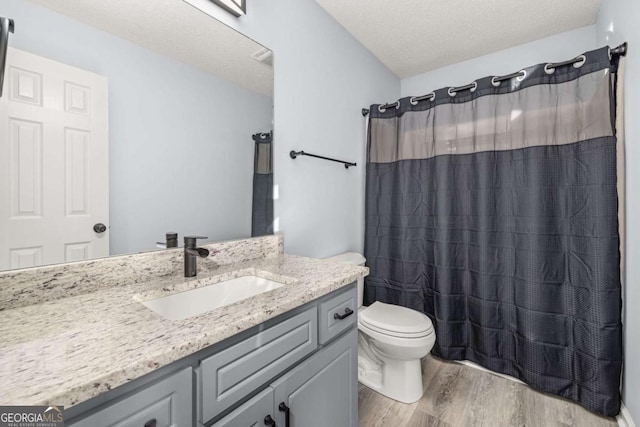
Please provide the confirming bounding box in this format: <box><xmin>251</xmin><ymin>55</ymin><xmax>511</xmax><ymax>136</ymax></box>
<box><xmin>252</xmin><ymin>132</ymin><xmax>272</xmax><ymax>140</ymax></box>
<box><xmin>362</xmin><ymin>42</ymin><xmax>628</xmax><ymax>117</ymax></box>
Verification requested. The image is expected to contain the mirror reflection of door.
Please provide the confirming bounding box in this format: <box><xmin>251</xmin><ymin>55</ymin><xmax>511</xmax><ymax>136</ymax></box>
<box><xmin>0</xmin><ymin>0</ymin><xmax>274</xmax><ymax>272</ymax></box>
<box><xmin>0</xmin><ymin>47</ymin><xmax>109</xmax><ymax>270</ymax></box>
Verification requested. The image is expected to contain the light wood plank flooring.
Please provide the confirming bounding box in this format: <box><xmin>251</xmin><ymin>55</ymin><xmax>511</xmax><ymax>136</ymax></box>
<box><xmin>358</xmin><ymin>356</ymin><xmax>618</xmax><ymax>427</ymax></box>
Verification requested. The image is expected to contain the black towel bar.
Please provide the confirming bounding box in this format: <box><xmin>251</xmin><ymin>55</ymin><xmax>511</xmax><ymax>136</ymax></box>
<box><xmin>290</xmin><ymin>150</ymin><xmax>356</xmax><ymax>169</ymax></box>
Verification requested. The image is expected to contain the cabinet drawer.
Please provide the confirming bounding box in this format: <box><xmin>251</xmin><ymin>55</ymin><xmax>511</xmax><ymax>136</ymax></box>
<box><xmin>69</xmin><ymin>368</ymin><xmax>192</xmax><ymax>427</ymax></box>
<box><xmin>318</xmin><ymin>285</ymin><xmax>357</xmax><ymax>345</ymax></box>
<box><xmin>197</xmin><ymin>307</ymin><xmax>317</xmax><ymax>423</ymax></box>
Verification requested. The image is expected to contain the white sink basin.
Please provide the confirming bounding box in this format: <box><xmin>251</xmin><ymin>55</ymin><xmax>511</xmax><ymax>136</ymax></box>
<box><xmin>142</xmin><ymin>276</ymin><xmax>285</xmax><ymax>320</ymax></box>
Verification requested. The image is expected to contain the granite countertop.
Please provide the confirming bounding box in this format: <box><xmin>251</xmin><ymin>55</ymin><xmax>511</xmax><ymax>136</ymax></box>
<box><xmin>0</xmin><ymin>254</ymin><xmax>368</xmax><ymax>408</ymax></box>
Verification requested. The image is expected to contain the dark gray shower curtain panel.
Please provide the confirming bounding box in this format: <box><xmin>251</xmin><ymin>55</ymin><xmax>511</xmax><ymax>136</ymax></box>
<box><xmin>364</xmin><ymin>47</ymin><xmax>622</xmax><ymax>416</ymax></box>
<box><xmin>251</xmin><ymin>132</ymin><xmax>273</xmax><ymax>237</ymax></box>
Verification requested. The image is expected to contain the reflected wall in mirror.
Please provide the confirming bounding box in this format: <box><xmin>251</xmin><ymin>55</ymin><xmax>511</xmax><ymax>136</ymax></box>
<box><xmin>0</xmin><ymin>0</ymin><xmax>274</xmax><ymax>271</ymax></box>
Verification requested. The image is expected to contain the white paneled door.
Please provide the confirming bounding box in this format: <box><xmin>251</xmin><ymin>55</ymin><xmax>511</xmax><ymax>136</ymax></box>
<box><xmin>0</xmin><ymin>48</ymin><xmax>109</xmax><ymax>270</ymax></box>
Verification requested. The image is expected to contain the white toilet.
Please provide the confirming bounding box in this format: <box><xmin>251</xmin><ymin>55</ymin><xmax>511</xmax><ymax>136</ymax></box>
<box><xmin>325</xmin><ymin>252</ymin><xmax>436</xmax><ymax>404</ymax></box>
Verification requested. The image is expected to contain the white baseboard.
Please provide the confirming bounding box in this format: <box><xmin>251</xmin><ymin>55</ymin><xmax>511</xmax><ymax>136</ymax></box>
<box><xmin>618</xmin><ymin>403</ymin><xmax>637</xmax><ymax>427</ymax></box>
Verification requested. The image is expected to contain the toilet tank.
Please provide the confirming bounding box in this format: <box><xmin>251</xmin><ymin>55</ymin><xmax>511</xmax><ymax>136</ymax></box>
<box><xmin>324</xmin><ymin>252</ymin><xmax>366</xmax><ymax>308</ymax></box>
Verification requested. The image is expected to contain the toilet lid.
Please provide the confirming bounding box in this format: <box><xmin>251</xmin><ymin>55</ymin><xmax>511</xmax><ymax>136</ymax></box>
<box><xmin>360</xmin><ymin>301</ymin><xmax>434</xmax><ymax>337</ymax></box>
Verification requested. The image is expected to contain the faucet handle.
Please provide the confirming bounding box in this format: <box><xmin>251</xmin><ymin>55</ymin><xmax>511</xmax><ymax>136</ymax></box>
<box><xmin>157</xmin><ymin>232</ymin><xmax>178</xmax><ymax>249</ymax></box>
<box><xmin>184</xmin><ymin>236</ymin><xmax>208</xmax><ymax>248</ymax></box>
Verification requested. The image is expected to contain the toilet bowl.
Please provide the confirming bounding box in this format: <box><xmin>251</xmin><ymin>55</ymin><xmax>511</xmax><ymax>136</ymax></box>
<box><xmin>325</xmin><ymin>252</ymin><xmax>436</xmax><ymax>404</ymax></box>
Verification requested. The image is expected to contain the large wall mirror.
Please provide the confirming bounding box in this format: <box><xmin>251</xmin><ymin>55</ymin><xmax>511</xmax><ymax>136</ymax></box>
<box><xmin>0</xmin><ymin>0</ymin><xmax>274</xmax><ymax>271</ymax></box>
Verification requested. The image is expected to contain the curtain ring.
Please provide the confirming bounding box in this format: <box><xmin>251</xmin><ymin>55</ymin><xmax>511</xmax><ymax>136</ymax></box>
<box><xmin>378</xmin><ymin>101</ymin><xmax>399</xmax><ymax>113</ymax></box>
<box><xmin>573</xmin><ymin>55</ymin><xmax>587</xmax><ymax>68</ymax></box>
<box><xmin>469</xmin><ymin>81</ymin><xmax>478</xmax><ymax>92</ymax></box>
<box><xmin>409</xmin><ymin>97</ymin><xmax>418</xmax><ymax>106</ymax></box>
<box><xmin>516</xmin><ymin>70</ymin><xmax>527</xmax><ymax>81</ymax></box>
<box><xmin>260</xmin><ymin>133</ymin><xmax>269</xmax><ymax>139</ymax></box>
<box><xmin>421</xmin><ymin>92</ymin><xmax>436</xmax><ymax>102</ymax></box>
<box><xmin>544</xmin><ymin>63</ymin><xmax>555</xmax><ymax>75</ymax></box>
<box><xmin>491</xmin><ymin>76</ymin><xmax>501</xmax><ymax>87</ymax></box>
<box><xmin>448</xmin><ymin>87</ymin><xmax>457</xmax><ymax>97</ymax></box>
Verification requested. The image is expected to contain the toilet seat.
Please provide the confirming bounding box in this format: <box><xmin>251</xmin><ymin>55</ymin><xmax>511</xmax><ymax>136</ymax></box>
<box><xmin>359</xmin><ymin>302</ymin><xmax>434</xmax><ymax>338</ymax></box>
<box><xmin>359</xmin><ymin>319</ymin><xmax>434</xmax><ymax>339</ymax></box>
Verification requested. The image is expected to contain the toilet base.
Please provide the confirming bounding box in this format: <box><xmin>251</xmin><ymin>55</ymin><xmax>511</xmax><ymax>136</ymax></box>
<box><xmin>358</xmin><ymin>356</ymin><xmax>424</xmax><ymax>404</ymax></box>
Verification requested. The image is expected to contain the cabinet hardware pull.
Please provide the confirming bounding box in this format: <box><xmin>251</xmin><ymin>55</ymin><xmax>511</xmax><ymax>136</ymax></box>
<box><xmin>334</xmin><ymin>307</ymin><xmax>354</xmax><ymax>320</ymax></box>
<box><xmin>278</xmin><ymin>402</ymin><xmax>290</xmax><ymax>427</ymax></box>
<box><xmin>264</xmin><ymin>414</ymin><xmax>276</xmax><ymax>426</ymax></box>
<box><xmin>144</xmin><ymin>420</ymin><xmax>157</xmax><ymax>427</ymax></box>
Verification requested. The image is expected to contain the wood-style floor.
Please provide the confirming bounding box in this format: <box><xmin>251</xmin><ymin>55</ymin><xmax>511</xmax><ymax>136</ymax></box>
<box><xmin>358</xmin><ymin>356</ymin><xmax>618</xmax><ymax>427</ymax></box>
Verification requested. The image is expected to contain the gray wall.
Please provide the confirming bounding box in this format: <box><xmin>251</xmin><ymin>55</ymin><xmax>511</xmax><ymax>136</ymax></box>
<box><xmin>2</xmin><ymin>0</ymin><xmax>273</xmax><ymax>255</ymax></box>
<box><xmin>188</xmin><ymin>0</ymin><xmax>401</xmax><ymax>258</ymax></box>
<box><xmin>401</xmin><ymin>25</ymin><xmax>597</xmax><ymax>96</ymax></box>
<box><xmin>597</xmin><ymin>1</ymin><xmax>639</xmax><ymax>422</ymax></box>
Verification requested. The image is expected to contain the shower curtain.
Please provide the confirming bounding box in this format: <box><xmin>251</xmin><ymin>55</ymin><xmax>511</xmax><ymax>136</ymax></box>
<box><xmin>364</xmin><ymin>46</ymin><xmax>623</xmax><ymax>416</ymax></box>
<box><xmin>251</xmin><ymin>132</ymin><xmax>273</xmax><ymax>237</ymax></box>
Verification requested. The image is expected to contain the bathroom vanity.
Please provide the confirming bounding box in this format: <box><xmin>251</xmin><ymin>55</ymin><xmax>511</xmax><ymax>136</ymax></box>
<box><xmin>70</xmin><ymin>285</ymin><xmax>357</xmax><ymax>426</ymax></box>
<box><xmin>0</xmin><ymin>236</ymin><xmax>367</xmax><ymax>427</ymax></box>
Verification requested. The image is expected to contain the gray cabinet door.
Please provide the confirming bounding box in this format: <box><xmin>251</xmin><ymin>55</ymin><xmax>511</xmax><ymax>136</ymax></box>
<box><xmin>68</xmin><ymin>367</ymin><xmax>192</xmax><ymax>427</ymax></box>
<box><xmin>271</xmin><ymin>328</ymin><xmax>357</xmax><ymax>427</ymax></box>
<box><xmin>212</xmin><ymin>388</ymin><xmax>274</xmax><ymax>427</ymax></box>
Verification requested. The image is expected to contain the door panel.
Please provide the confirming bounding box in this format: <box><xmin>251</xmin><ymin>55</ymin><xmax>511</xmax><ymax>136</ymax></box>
<box><xmin>272</xmin><ymin>329</ymin><xmax>357</xmax><ymax>427</ymax></box>
<box><xmin>0</xmin><ymin>47</ymin><xmax>109</xmax><ymax>270</ymax></box>
<box><xmin>68</xmin><ymin>368</ymin><xmax>192</xmax><ymax>427</ymax></box>
<box><xmin>212</xmin><ymin>388</ymin><xmax>274</xmax><ymax>427</ymax></box>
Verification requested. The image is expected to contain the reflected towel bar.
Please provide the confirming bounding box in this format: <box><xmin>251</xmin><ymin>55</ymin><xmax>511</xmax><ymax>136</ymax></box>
<box><xmin>290</xmin><ymin>150</ymin><xmax>356</xmax><ymax>169</ymax></box>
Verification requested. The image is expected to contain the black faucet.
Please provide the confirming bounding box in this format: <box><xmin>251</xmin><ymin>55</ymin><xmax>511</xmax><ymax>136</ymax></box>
<box><xmin>184</xmin><ymin>236</ymin><xmax>210</xmax><ymax>277</ymax></box>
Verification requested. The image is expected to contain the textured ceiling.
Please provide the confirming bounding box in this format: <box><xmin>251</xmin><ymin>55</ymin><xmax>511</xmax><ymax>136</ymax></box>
<box><xmin>25</xmin><ymin>0</ymin><xmax>273</xmax><ymax>96</ymax></box>
<box><xmin>315</xmin><ymin>0</ymin><xmax>603</xmax><ymax>79</ymax></box>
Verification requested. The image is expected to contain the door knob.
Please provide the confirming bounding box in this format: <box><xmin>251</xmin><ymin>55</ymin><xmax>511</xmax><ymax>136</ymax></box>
<box><xmin>93</xmin><ymin>223</ymin><xmax>107</xmax><ymax>233</ymax></box>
